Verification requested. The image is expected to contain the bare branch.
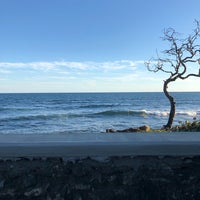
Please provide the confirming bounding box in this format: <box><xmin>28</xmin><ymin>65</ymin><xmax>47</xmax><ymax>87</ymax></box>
<box><xmin>180</xmin><ymin>73</ymin><xmax>200</xmax><ymax>79</ymax></box>
<box><xmin>145</xmin><ymin>59</ymin><xmax>174</xmax><ymax>75</ymax></box>
<box><xmin>146</xmin><ymin>20</ymin><xmax>200</xmax><ymax>128</ymax></box>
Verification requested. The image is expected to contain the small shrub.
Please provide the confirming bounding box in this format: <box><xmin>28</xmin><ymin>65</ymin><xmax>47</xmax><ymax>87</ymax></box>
<box><xmin>172</xmin><ymin>119</ymin><xmax>200</xmax><ymax>132</ymax></box>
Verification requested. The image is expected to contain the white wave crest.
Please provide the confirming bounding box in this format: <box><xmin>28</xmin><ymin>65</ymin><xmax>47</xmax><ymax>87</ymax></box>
<box><xmin>145</xmin><ymin>110</ymin><xmax>169</xmax><ymax>117</ymax></box>
<box><xmin>176</xmin><ymin>111</ymin><xmax>197</xmax><ymax>117</ymax></box>
<box><xmin>143</xmin><ymin>110</ymin><xmax>198</xmax><ymax>117</ymax></box>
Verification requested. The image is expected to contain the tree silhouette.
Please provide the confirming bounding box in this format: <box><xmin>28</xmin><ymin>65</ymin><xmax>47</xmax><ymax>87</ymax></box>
<box><xmin>146</xmin><ymin>20</ymin><xmax>200</xmax><ymax>129</ymax></box>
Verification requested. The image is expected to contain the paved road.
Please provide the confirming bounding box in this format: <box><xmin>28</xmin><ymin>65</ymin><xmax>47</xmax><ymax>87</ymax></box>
<box><xmin>0</xmin><ymin>132</ymin><xmax>200</xmax><ymax>157</ymax></box>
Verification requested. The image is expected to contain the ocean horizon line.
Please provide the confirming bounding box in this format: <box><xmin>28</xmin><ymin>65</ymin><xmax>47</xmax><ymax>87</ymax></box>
<box><xmin>0</xmin><ymin>91</ymin><xmax>200</xmax><ymax>95</ymax></box>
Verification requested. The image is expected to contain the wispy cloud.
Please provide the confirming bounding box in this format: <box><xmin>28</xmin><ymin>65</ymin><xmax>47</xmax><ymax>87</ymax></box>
<box><xmin>0</xmin><ymin>69</ymin><xmax>11</xmax><ymax>74</ymax></box>
<box><xmin>0</xmin><ymin>60</ymin><xmax>144</xmax><ymax>73</ymax></box>
<box><xmin>0</xmin><ymin>60</ymin><xmax>150</xmax><ymax>92</ymax></box>
<box><xmin>1</xmin><ymin>60</ymin><xmax>199</xmax><ymax>92</ymax></box>
<box><xmin>88</xmin><ymin>60</ymin><xmax>138</xmax><ymax>71</ymax></box>
<box><xmin>0</xmin><ymin>62</ymin><xmax>57</xmax><ymax>71</ymax></box>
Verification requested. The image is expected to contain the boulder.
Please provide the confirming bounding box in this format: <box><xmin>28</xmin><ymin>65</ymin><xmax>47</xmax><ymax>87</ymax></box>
<box><xmin>106</xmin><ymin>129</ymin><xmax>116</xmax><ymax>133</ymax></box>
<box><xmin>139</xmin><ymin>125</ymin><xmax>151</xmax><ymax>132</ymax></box>
<box><xmin>118</xmin><ymin>128</ymin><xmax>139</xmax><ymax>132</ymax></box>
<box><xmin>106</xmin><ymin>125</ymin><xmax>151</xmax><ymax>133</ymax></box>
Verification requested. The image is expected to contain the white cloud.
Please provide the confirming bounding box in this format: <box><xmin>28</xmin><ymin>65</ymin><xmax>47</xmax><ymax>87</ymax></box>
<box><xmin>57</xmin><ymin>61</ymin><xmax>90</xmax><ymax>70</ymax></box>
<box><xmin>0</xmin><ymin>69</ymin><xmax>11</xmax><ymax>74</ymax></box>
<box><xmin>88</xmin><ymin>60</ymin><xmax>139</xmax><ymax>71</ymax></box>
<box><xmin>0</xmin><ymin>60</ymin><xmax>151</xmax><ymax>92</ymax></box>
<box><xmin>28</xmin><ymin>62</ymin><xmax>56</xmax><ymax>71</ymax></box>
<box><xmin>0</xmin><ymin>60</ymin><xmax>143</xmax><ymax>72</ymax></box>
<box><xmin>0</xmin><ymin>62</ymin><xmax>26</xmax><ymax>68</ymax></box>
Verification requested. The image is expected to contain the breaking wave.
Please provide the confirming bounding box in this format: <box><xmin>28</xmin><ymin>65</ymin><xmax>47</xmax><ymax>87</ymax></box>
<box><xmin>1</xmin><ymin>109</ymin><xmax>199</xmax><ymax>122</ymax></box>
<box><xmin>92</xmin><ymin>109</ymin><xmax>199</xmax><ymax>117</ymax></box>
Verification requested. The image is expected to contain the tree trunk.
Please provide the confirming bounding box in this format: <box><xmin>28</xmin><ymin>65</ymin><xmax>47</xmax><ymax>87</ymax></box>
<box><xmin>163</xmin><ymin>79</ymin><xmax>176</xmax><ymax>129</ymax></box>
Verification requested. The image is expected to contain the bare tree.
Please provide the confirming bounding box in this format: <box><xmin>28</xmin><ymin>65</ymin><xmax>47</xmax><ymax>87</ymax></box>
<box><xmin>146</xmin><ymin>20</ymin><xmax>200</xmax><ymax>129</ymax></box>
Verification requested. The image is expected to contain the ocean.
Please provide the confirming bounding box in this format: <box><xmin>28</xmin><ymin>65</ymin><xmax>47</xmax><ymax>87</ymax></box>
<box><xmin>0</xmin><ymin>92</ymin><xmax>200</xmax><ymax>135</ymax></box>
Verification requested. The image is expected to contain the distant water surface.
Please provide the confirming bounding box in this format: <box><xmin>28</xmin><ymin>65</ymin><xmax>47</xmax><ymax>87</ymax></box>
<box><xmin>0</xmin><ymin>92</ymin><xmax>200</xmax><ymax>135</ymax></box>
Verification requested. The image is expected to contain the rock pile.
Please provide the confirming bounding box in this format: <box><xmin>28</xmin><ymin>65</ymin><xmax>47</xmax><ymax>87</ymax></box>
<box><xmin>106</xmin><ymin>125</ymin><xmax>151</xmax><ymax>133</ymax></box>
<box><xmin>0</xmin><ymin>156</ymin><xmax>200</xmax><ymax>199</ymax></box>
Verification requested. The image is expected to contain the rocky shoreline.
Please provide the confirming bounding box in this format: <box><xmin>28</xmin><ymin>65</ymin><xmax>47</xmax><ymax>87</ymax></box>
<box><xmin>0</xmin><ymin>155</ymin><xmax>200</xmax><ymax>200</ymax></box>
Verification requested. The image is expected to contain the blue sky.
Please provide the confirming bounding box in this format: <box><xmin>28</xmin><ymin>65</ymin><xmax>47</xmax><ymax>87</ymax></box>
<box><xmin>0</xmin><ymin>0</ymin><xmax>200</xmax><ymax>92</ymax></box>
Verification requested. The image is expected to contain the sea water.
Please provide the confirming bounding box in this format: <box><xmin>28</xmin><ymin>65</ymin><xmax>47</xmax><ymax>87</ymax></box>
<box><xmin>0</xmin><ymin>92</ymin><xmax>200</xmax><ymax>135</ymax></box>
